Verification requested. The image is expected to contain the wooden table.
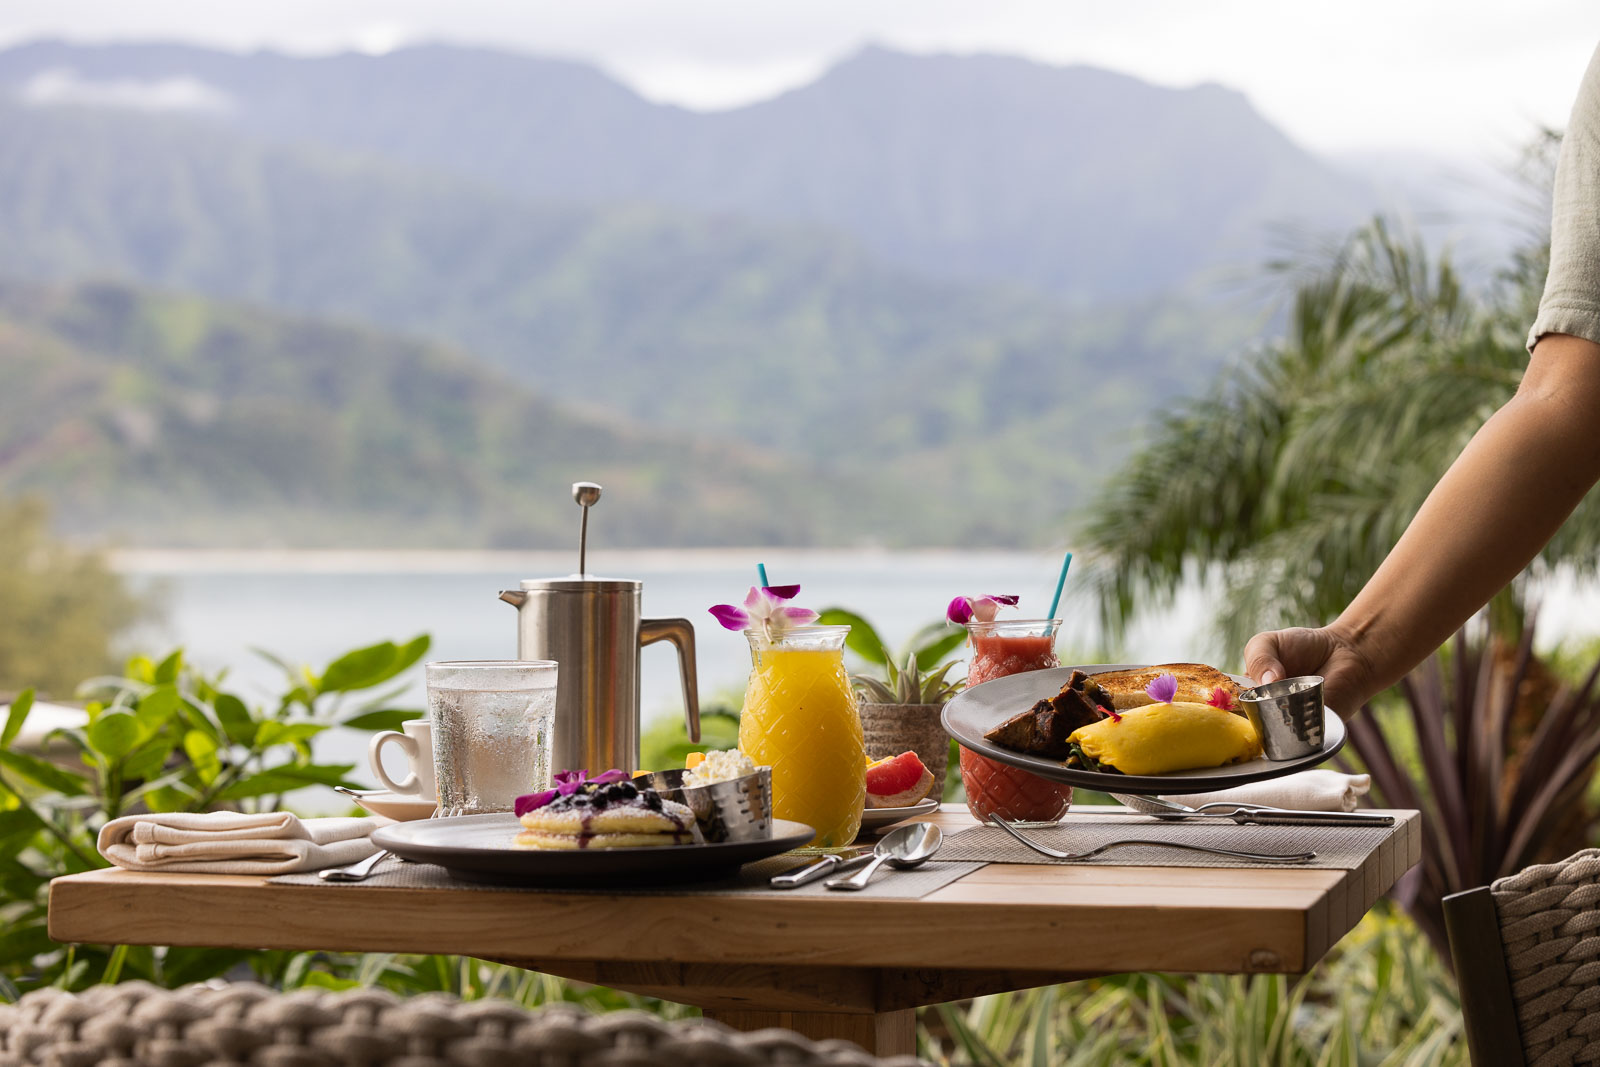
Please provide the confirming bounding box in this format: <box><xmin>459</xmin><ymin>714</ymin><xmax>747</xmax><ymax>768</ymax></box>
<box><xmin>49</xmin><ymin>806</ymin><xmax>1420</xmax><ymax>1058</ymax></box>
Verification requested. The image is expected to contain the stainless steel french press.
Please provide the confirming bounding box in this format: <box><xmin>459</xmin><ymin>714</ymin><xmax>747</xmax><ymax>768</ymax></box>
<box><xmin>499</xmin><ymin>483</ymin><xmax>700</xmax><ymax>773</ymax></box>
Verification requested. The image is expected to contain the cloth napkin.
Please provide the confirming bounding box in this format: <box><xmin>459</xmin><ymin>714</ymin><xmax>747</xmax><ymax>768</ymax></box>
<box><xmin>1116</xmin><ymin>770</ymin><xmax>1371</xmax><ymax>813</ymax></box>
<box><xmin>98</xmin><ymin>812</ymin><xmax>383</xmax><ymax>875</ymax></box>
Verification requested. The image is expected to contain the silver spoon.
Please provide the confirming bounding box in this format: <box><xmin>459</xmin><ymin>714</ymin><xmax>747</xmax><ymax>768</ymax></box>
<box><xmin>826</xmin><ymin>821</ymin><xmax>943</xmax><ymax>890</ymax></box>
<box><xmin>318</xmin><ymin>849</ymin><xmax>391</xmax><ymax>882</ymax></box>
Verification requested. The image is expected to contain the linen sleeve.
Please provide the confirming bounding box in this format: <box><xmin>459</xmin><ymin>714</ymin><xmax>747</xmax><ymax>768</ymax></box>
<box><xmin>1529</xmin><ymin>44</ymin><xmax>1600</xmax><ymax>352</ymax></box>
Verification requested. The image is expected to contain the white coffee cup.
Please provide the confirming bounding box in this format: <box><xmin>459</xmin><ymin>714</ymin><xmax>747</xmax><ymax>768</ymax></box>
<box><xmin>368</xmin><ymin>719</ymin><xmax>436</xmax><ymax>801</ymax></box>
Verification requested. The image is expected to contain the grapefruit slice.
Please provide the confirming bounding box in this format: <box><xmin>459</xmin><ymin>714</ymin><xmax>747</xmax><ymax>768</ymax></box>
<box><xmin>865</xmin><ymin>751</ymin><xmax>934</xmax><ymax>809</ymax></box>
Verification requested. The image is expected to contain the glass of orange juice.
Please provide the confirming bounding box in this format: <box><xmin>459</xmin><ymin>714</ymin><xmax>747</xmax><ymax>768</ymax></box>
<box><xmin>737</xmin><ymin>624</ymin><xmax>865</xmax><ymax>849</ymax></box>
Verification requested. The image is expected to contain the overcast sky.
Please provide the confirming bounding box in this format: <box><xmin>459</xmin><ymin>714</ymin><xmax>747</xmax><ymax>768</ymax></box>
<box><xmin>2</xmin><ymin>1</ymin><xmax>1597</xmax><ymax>161</ymax></box>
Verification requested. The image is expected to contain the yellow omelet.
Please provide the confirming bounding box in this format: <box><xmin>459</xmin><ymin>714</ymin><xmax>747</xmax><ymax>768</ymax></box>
<box><xmin>1067</xmin><ymin>702</ymin><xmax>1261</xmax><ymax>776</ymax></box>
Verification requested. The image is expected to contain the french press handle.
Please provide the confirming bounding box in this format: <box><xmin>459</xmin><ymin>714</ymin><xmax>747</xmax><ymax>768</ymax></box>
<box><xmin>640</xmin><ymin>618</ymin><xmax>701</xmax><ymax>743</ymax></box>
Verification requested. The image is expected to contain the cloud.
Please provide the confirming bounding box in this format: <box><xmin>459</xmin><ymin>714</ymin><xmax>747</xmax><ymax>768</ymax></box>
<box><xmin>19</xmin><ymin>67</ymin><xmax>234</xmax><ymax>114</ymax></box>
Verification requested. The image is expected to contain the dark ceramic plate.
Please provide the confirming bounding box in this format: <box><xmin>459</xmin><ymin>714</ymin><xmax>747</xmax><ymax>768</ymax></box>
<box><xmin>941</xmin><ymin>664</ymin><xmax>1344</xmax><ymax>796</ymax></box>
<box><xmin>372</xmin><ymin>814</ymin><xmax>816</xmax><ymax>886</ymax></box>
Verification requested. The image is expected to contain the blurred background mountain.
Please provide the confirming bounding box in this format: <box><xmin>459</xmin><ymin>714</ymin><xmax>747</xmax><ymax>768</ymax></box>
<box><xmin>0</xmin><ymin>40</ymin><xmax>1523</xmax><ymax>547</ymax></box>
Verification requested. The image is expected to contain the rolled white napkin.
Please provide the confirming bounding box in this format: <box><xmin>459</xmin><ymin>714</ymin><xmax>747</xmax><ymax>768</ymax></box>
<box><xmin>1118</xmin><ymin>770</ymin><xmax>1371</xmax><ymax>813</ymax></box>
<box><xmin>98</xmin><ymin>811</ymin><xmax>383</xmax><ymax>875</ymax></box>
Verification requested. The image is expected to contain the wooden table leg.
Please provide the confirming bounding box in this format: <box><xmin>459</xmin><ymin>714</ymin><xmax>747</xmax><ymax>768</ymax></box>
<box><xmin>706</xmin><ymin>1008</ymin><xmax>916</xmax><ymax>1057</ymax></box>
<box><xmin>504</xmin><ymin>959</ymin><xmax>1075</xmax><ymax>1059</ymax></box>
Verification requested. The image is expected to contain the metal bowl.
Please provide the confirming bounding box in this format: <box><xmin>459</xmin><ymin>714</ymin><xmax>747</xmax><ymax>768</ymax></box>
<box><xmin>640</xmin><ymin>767</ymin><xmax>773</xmax><ymax>842</ymax></box>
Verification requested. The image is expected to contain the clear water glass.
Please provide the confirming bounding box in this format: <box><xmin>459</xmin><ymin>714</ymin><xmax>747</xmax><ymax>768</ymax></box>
<box><xmin>426</xmin><ymin>660</ymin><xmax>558</xmax><ymax>817</ymax></box>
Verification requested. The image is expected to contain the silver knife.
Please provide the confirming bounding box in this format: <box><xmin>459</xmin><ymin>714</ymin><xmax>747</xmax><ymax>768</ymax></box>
<box><xmin>1071</xmin><ymin>808</ymin><xmax>1394</xmax><ymax>827</ymax></box>
<box><xmin>770</xmin><ymin>850</ymin><xmax>874</xmax><ymax>888</ymax></box>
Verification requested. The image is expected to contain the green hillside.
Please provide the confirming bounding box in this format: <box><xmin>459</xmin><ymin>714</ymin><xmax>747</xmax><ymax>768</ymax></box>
<box><xmin>0</xmin><ymin>280</ymin><xmax>945</xmax><ymax>548</ymax></box>
<box><xmin>0</xmin><ymin>102</ymin><xmax>1259</xmax><ymax>539</ymax></box>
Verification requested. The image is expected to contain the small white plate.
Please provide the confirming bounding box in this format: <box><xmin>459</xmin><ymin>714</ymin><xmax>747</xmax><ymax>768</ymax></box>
<box><xmin>858</xmin><ymin>797</ymin><xmax>940</xmax><ymax>835</ymax></box>
<box><xmin>351</xmin><ymin>791</ymin><xmax>437</xmax><ymax>822</ymax></box>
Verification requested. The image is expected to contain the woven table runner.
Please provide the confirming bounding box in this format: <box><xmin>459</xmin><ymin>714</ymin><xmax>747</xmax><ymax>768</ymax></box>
<box><xmin>270</xmin><ymin>853</ymin><xmax>983</xmax><ymax>900</ymax></box>
<box><xmin>940</xmin><ymin>814</ymin><xmax>1400</xmax><ymax>869</ymax></box>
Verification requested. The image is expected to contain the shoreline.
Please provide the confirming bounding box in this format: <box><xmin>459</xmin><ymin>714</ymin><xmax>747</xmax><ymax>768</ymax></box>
<box><xmin>108</xmin><ymin>546</ymin><xmax>1059</xmax><ymax>576</ymax></box>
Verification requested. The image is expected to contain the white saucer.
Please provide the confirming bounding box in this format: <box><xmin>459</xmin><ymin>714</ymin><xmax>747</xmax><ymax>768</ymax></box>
<box><xmin>351</xmin><ymin>791</ymin><xmax>437</xmax><ymax>822</ymax></box>
<box><xmin>857</xmin><ymin>796</ymin><xmax>940</xmax><ymax>835</ymax></box>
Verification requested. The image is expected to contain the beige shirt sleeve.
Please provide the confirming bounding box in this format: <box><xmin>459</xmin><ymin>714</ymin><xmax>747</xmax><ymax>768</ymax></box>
<box><xmin>1530</xmin><ymin>44</ymin><xmax>1600</xmax><ymax>352</ymax></box>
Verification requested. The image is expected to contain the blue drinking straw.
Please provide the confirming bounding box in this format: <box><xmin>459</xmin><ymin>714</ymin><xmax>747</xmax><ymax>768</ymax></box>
<box><xmin>1045</xmin><ymin>551</ymin><xmax>1073</xmax><ymax>635</ymax></box>
<box><xmin>757</xmin><ymin>563</ymin><xmax>770</xmax><ymax>589</ymax></box>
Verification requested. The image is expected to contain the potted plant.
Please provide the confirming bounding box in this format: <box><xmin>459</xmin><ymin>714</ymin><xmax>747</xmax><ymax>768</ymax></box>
<box><xmin>817</xmin><ymin>608</ymin><xmax>965</xmax><ymax>797</ymax></box>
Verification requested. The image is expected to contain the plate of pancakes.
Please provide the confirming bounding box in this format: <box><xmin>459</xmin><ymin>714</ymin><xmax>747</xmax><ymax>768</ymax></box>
<box><xmin>372</xmin><ymin>773</ymin><xmax>814</xmax><ymax>885</ymax></box>
<box><xmin>942</xmin><ymin>662</ymin><xmax>1344</xmax><ymax>795</ymax></box>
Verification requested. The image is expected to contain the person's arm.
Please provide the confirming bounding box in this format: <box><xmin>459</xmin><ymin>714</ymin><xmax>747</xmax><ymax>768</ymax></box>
<box><xmin>1246</xmin><ymin>333</ymin><xmax>1600</xmax><ymax>712</ymax></box>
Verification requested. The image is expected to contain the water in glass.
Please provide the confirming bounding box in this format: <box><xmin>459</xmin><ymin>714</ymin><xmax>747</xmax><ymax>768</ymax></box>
<box><xmin>427</xmin><ymin>661</ymin><xmax>557</xmax><ymax>817</ymax></box>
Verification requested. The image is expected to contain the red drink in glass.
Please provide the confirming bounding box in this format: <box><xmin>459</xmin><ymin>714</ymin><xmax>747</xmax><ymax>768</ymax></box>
<box><xmin>960</xmin><ymin>619</ymin><xmax>1074</xmax><ymax>823</ymax></box>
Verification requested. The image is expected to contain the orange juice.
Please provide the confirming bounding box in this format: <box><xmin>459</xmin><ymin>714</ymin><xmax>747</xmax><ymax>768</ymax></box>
<box><xmin>738</xmin><ymin>626</ymin><xmax>865</xmax><ymax>848</ymax></box>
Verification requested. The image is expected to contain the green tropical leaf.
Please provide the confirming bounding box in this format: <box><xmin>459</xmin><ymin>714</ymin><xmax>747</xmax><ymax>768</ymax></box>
<box><xmin>317</xmin><ymin>635</ymin><xmax>430</xmax><ymax>694</ymax></box>
<box><xmin>254</xmin><ymin>722</ymin><xmax>327</xmax><ymax>748</ymax></box>
<box><xmin>2</xmin><ymin>689</ymin><xmax>33</xmax><ymax>749</ymax></box>
<box><xmin>153</xmin><ymin>649</ymin><xmax>184</xmax><ymax>685</ymax></box>
<box><xmin>136</xmin><ymin>686</ymin><xmax>183</xmax><ymax>730</ymax></box>
<box><xmin>913</xmin><ymin>627</ymin><xmax>967</xmax><ymax>671</ymax></box>
<box><xmin>182</xmin><ymin>730</ymin><xmax>221</xmax><ymax>785</ymax></box>
<box><xmin>86</xmin><ymin>710</ymin><xmax>143</xmax><ymax>762</ymax></box>
<box><xmin>341</xmin><ymin>709</ymin><xmax>423</xmax><ymax>731</ymax></box>
<box><xmin>816</xmin><ymin>609</ymin><xmax>888</xmax><ymax>665</ymax></box>
<box><xmin>213</xmin><ymin>694</ymin><xmax>256</xmax><ymax>746</ymax></box>
<box><xmin>215</xmin><ymin>763</ymin><xmax>355</xmax><ymax>800</ymax></box>
<box><xmin>0</xmin><ymin>749</ymin><xmax>87</xmax><ymax>795</ymax></box>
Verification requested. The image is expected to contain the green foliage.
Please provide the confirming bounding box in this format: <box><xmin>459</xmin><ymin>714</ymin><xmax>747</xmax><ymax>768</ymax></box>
<box><xmin>639</xmin><ymin>707</ymin><xmax>742</xmax><ymax>772</ymax></box>
<box><xmin>817</xmin><ymin>607</ymin><xmax>966</xmax><ymax>706</ymax></box>
<box><xmin>1081</xmin><ymin>216</ymin><xmax>1550</xmax><ymax>654</ymax></box>
<box><xmin>0</xmin><ymin>636</ymin><xmax>428</xmax><ymax>995</ymax></box>
<box><xmin>918</xmin><ymin>904</ymin><xmax>1465</xmax><ymax>1066</ymax></box>
<box><xmin>0</xmin><ymin>496</ymin><xmax>141</xmax><ymax>696</ymax></box>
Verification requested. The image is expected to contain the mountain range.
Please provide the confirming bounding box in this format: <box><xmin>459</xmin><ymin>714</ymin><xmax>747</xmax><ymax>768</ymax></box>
<box><xmin>0</xmin><ymin>40</ymin><xmax>1376</xmax><ymax>300</ymax></box>
<box><xmin>0</xmin><ymin>40</ymin><xmax>1441</xmax><ymax>547</ymax></box>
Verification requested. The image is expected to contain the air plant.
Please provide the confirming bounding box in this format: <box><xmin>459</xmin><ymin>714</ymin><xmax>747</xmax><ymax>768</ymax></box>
<box><xmin>814</xmin><ymin>606</ymin><xmax>967</xmax><ymax>707</ymax></box>
<box><xmin>853</xmin><ymin>651</ymin><xmax>964</xmax><ymax>707</ymax></box>
<box><xmin>1342</xmin><ymin>615</ymin><xmax>1600</xmax><ymax>959</ymax></box>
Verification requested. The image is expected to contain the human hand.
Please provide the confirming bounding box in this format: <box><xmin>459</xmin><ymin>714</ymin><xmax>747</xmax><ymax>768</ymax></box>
<box><xmin>1242</xmin><ymin>625</ymin><xmax>1375</xmax><ymax>717</ymax></box>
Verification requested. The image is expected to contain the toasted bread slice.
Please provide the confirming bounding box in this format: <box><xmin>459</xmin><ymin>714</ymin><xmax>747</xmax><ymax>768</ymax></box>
<box><xmin>1089</xmin><ymin>663</ymin><xmax>1241</xmax><ymax>710</ymax></box>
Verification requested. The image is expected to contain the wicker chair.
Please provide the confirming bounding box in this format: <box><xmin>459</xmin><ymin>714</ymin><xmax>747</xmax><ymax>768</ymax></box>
<box><xmin>0</xmin><ymin>981</ymin><xmax>928</xmax><ymax>1066</ymax></box>
<box><xmin>1444</xmin><ymin>848</ymin><xmax>1600</xmax><ymax>1067</ymax></box>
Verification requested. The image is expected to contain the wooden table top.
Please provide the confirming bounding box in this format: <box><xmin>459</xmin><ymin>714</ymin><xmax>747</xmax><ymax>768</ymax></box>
<box><xmin>49</xmin><ymin>805</ymin><xmax>1420</xmax><ymax>979</ymax></box>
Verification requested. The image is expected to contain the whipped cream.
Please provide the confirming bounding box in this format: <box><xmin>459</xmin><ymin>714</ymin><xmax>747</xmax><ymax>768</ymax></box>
<box><xmin>683</xmin><ymin>749</ymin><xmax>756</xmax><ymax>788</ymax></box>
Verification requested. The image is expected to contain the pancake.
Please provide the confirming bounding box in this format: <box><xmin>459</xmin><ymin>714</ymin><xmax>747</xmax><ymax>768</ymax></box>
<box><xmin>517</xmin><ymin>778</ymin><xmax>696</xmax><ymax>849</ymax></box>
<box><xmin>514</xmin><ymin>829</ymin><xmax>694</xmax><ymax>850</ymax></box>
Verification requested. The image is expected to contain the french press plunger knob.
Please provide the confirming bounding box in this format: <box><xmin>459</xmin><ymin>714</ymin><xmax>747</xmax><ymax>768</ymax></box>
<box><xmin>573</xmin><ymin>481</ymin><xmax>601</xmax><ymax>576</ymax></box>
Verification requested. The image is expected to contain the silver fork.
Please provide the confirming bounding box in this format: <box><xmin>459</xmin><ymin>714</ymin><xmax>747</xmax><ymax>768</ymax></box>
<box><xmin>1111</xmin><ymin>792</ymin><xmax>1292</xmax><ymax>817</ymax></box>
<box><xmin>989</xmin><ymin>815</ymin><xmax>1316</xmax><ymax>863</ymax></box>
<box><xmin>318</xmin><ymin>850</ymin><xmax>391</xmax><ymax>882</ymax></box>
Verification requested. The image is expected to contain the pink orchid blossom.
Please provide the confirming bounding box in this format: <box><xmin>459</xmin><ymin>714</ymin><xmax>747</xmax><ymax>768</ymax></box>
<box><xmin>708</xmin><ymin>585</ymin><xmax>819</xmax><ymax>640</ymax></box>
<box><xmin>1145</xmin><ymin>673</ymin><xmax>1178</xmax><ymax>704</ymax></box>
<box><xmin>513</xmin><ymin>768</ymin><xmax>630</xmax><ymax>817</ymax></box>
<box><xmin>946</xmin><ymin>594</ymin><xmax>1021</xmax><ymax>625</ymax></box>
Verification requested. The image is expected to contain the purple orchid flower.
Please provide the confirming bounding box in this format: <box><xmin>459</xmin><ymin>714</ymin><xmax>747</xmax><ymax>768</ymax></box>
<box><xmin>708</xmin><ymin>585</ymin><xmax>819</xmax><ymax>638</ymax></box>
<box><xmin>1145</xmin><ymin>673</ymin><xmax>1178</xmax><ymax>704</ymax></box>
<box><xmin>513</xmin><ymin>768</ymin><xmax>632</xmax><ymax>816</ymax></box>
<box><xmin>946</xmin><ymin>594</ymin><xmax>1021</xmax><ymax>626</ymax></box>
